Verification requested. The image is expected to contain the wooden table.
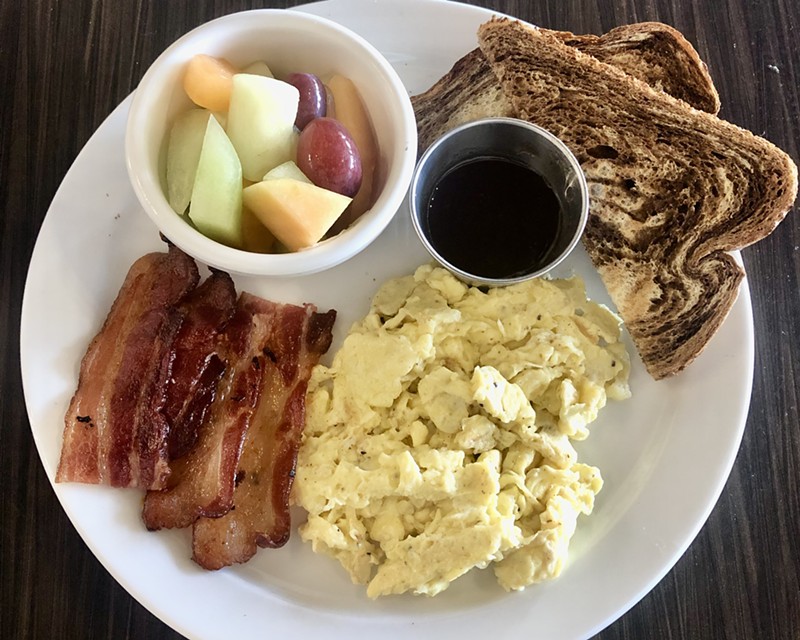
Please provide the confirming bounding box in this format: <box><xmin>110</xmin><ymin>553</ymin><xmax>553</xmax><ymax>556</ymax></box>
<box><xmin>2</xmin><ymin>1</ymin><xmax>798</xmax><ymax>638</ymax></box>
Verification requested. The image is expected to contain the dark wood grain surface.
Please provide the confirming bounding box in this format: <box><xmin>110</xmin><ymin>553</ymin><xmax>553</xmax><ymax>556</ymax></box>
<box><xmin>2</xmin><ymin>0</ymin><xmax>798</xmax><ymax>638</ymax></box>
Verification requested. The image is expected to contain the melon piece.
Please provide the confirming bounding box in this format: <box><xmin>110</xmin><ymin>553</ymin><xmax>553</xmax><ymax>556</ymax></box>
<box><xmin>226</xmin><ymin>74</ymin><xmax>300</xmax><ymax>181</ymax></box>
<box><xmin>183</xmin><ymin>55</ymin><xmax>238</xmax><ymax>112</ymax></box>
<box><xmin>212</xmin><ymin>110</ymin><xmax>227</xmax><ymax>129</ymax></box>
<box><xmin>327</xmin><ymin>75</ymin><xmax>379</xmax><ymax>228</ymax></box>
<box><xmin>325</xmin><ymin>84</ymin><xmax>336</xmax><ymax>120</ymax></box>
<box><xmin>188</xmin><ymin>115</ymin><xmax>243</xmax><ymax>248</ymax></box>
<box><xmin>263</xmin><ymin>161</ymin><xmax>312</xmax><ymax>183</ymax></box>
<box><xmin>241</xmin><ymin>61</ymin><xmax>274</xmax><ymax>77</ymax></box>
<box><xmin>241</xmin><ymin>205</ymin><xmax>276</xmax><ymax>253</ymax></box>
<box><xmin>242</xmin><ymin>179</ymin><xmax>352</xmax><ymax>251</ymax></box>
<box><xmin>165</xmin><ymin>108</ymin><xmax>210</xmax><ymax>215</ymax></box>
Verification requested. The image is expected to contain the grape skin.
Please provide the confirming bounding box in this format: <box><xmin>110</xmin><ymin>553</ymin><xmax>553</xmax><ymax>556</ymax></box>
<box><xmin>297</xmin><ymin>117</ymin><xmax>363</xmax><ymax>197</ymax></box>
<box><xmin>286</xmin><ymin>72</ymin><xmax>327</xmax><ymax>130</ymax></box>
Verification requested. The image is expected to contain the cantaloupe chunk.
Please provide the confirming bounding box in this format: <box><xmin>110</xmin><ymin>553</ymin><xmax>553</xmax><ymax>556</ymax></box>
<box><xmin>241</xmin><ymin>205</ymin><xmax>276</xmax><ymax>253</ymax></box>
<box><xmin>325</xmin><ymin>84</ymin><xmax>336</xmax><ymax>120</ymax></box>
<box><xmin>183</xmin><ymin>55</ymin><xmax>238</xmax><ymax>112</ymax></box>
<box><xmin>242</xmin><ymin>179</ymin><xmax>351</xmax><ymax>251</ymax></box>
<box><xmin>327</xmin><ymin>75</ymin><xmax>379</xmax><ymax>229</ymax></box>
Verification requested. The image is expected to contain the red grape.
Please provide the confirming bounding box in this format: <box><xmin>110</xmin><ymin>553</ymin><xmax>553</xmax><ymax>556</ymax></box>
<box><xmin>297</xmin><ymin>117</ymin><xmax>362</xmax><ymax>197</ymax></box>
<box><xmin>286</xmin><ymin>72</ymin><xmax>326</xmax><ymax>130</ymax></box>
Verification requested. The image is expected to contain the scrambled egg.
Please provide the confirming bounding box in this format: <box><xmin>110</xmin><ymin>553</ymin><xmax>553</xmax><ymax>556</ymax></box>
<box><xmin>294</xmin><ymin>265</ymin><xmax>630</xmax><ymax>598</ymax></box>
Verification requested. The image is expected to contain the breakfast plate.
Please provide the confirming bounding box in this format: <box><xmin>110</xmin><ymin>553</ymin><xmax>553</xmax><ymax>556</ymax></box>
<box><xmin>20</xmin><ymin>0</ymin><xmax>754</xmax><ymax>638</ymax></box>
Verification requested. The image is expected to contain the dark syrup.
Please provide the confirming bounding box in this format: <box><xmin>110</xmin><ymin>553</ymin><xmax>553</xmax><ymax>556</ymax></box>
<box><xmin>426</xmin><ymin>157</ymin><xmax>562</xmax><ymax>279</ymax></box>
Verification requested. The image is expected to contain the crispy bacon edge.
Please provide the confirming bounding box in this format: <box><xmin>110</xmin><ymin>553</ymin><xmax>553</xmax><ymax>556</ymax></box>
<box><xmin>163</xmin><ymin>270</ymin><xmax>237</xmax><ymax>460</ymax></box>
<box><xmin>191</xmin><ymin>303</ymin><xmax>336</xmax><ymax>570</ymax></box>
<box><xmin>142</xmin><ymin>293</ymin><xmax>284</xmax><ymax>530</ymax></box>
<box><xmin>56</xmin><ymin>245</ymin><xmax>199</xmax><ymax>488</ymax></box>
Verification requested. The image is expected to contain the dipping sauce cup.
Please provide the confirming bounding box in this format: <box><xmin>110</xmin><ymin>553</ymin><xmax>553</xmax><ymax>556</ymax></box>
<box><xmin>409</xmin><ymin>117</ymin><xmax>589</xmax><ymax>287</ymax></box>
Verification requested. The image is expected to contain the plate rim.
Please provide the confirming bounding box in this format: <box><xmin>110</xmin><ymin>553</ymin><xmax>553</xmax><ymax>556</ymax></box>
<box><xmin>19</xmin><ymin>1</ymin><xmax>755</xmax><ymax>638</ymax></box>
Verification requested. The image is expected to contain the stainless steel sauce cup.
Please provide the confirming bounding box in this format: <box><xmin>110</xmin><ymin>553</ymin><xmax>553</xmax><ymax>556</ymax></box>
<box><xmin>409</xmin><ymin>117</ymin><xmax>589</xmax><ymax>287</ymax></box>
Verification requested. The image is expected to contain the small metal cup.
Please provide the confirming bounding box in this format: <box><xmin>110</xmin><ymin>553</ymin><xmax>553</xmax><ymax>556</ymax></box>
<box><xmin>409</xmin><ymin>117</ymin><xmax>589</xmax><ymax>286</ymax></box>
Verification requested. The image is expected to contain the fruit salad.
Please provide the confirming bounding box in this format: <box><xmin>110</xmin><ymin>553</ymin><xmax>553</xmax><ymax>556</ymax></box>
<box><xmin>164</xmin><ymin>54</ymin><xmax>379</xmax><ymax>252</ymax></box>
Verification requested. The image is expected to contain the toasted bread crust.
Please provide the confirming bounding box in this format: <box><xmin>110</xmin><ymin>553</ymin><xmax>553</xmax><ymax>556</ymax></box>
<box><xmin>477</xmin><ymin>18</ymin><xmax>797</xmax><ymax>378</ymax></box>
<box><xmin>558</xmin><ymin>22</ymin><xmax>720</xmax><ymax>115</ymax></box>
<box><xmin>412</xmin><ymin>21</ymin><xmax>721</xmax><ymax>156</ymax></box>
<box><xmin>413</xmin><ymin>48</ymin><xmax>514</xmax><ymax>157</ymax></box>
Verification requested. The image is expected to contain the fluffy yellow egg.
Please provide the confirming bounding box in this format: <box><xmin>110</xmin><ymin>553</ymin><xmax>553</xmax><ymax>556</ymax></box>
<box><xmin>293</xmin><ymin>265</ymin><xmax>631</xmax><ymax>597</ymax></box>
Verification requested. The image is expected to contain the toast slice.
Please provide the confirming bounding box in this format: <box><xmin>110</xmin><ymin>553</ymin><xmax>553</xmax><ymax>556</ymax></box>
<box><xmin>413</xmin><ymin>21</ymin><xmax>721</xmax><ymax>155</ymax></box>
<box><xmin>557</xmin><ymin>22</ymin><xmax>720</xmax><ymax>114</ymax></box>
<box><xmin>475</xmin><ymin>18</ymin><xmax>797</xmax><ymax>378</ymax></box>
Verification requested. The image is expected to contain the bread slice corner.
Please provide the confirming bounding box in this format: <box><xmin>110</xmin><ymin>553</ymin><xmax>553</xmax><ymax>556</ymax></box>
<box><xmin>477</xmin><ymin>17</ymin><xmax>797</xmax><ymax>378</ymax></box>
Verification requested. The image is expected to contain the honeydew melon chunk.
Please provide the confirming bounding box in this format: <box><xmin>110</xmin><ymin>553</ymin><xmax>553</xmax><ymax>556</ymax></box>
<box><xmin>212</xmin><ymin>110</ymin><xmax>227</xmax><ymax>129</ymax></box>
<box><xmin>242</xmin><ymin>178</ymin><xmax>352</xmax><ymax>251</ymax></box>
<box><xmin>165</xmin><ymin>108</ymin><xmax>211</xmax><ymax>215</ymax></box>
<box><xmin>188</xmin><ymin>115</ymin><xmax>244</xmax><ymax>248</ymax></box>
<box><xmin>263</xmin><ymin>161</ymin><xmax>312</xmax><ymax>183</ymax></box>
<box><xmin>241</xmin><ymin>61</ymin><xmax>274</xmax><ymax>77</ymax></box>
<box><xmin>226</xmin><ymin>74</ymin><xmax>300</xmax><ymax>181</ymax></box>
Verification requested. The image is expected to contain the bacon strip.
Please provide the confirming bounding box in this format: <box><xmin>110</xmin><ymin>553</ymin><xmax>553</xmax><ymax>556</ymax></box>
<box><xmin>191</xmin><ymin>305</ymin><xmax>336</xmax><ymax>570</ymax></box>
<box><xmin>163</xmin><ymin>270</ymin><xmax>237</xmax><ymax>460</ymax></box>
<box><xmin>56</xmin><ymin>245</ymin><xmax>199</xmax><ymax>488</ymax></box>
<box><xmin>142</xmin><ymin>293</ymin><xmax>285</xmax><ymax>530</ymax></box>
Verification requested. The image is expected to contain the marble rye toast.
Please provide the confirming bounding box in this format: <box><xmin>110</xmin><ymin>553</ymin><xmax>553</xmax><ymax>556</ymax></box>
<box><xmin>558</xmin><ymin>22</ymin><xmax>720</xmax><ymax>114</ymax></box>
<box><xmin>476</xmin><ymin>18</ymin><xmax>797</xmax><ymax>378</ymax></box>
<box><xmin>413</xmin><ymin>21</ymin><xmax>721</xmax><ymax>156</ymax></box>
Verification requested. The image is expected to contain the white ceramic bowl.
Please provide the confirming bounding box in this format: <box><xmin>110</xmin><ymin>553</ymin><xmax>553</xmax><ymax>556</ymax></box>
<box><xmin>125</xmin><ymin>9</ymin><xmax>417</xmax><ymax>276</ymax></box>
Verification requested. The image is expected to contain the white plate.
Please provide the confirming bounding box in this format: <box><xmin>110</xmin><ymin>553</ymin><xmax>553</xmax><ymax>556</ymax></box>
<box><xmin>20</xmin><ymin>1</ymin><xmax>754</xmax><ymax>638</ymax></box>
